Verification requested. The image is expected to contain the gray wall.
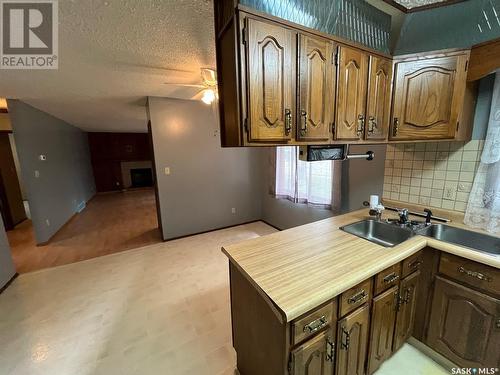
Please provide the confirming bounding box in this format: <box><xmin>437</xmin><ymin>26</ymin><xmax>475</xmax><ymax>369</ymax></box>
<box><xmin>8</xmin><ymin>100</ymin><xmax>96</xmax><ymax>244</ymax></box>
<box><xmin>260</xmin><ymin>144</ymin><xmax>387</xmax><ymax>230</ymax></box>
<box><xmin>395</xmin><ymin>1</ymin><xmax>500</xmax><ymax>55</ymax></box>
<box><xmin>0</xmin><ymin>216</ymin><xmax>16</xmax><ymax>289</ymax></box>
<box><xmin>472</xmin><ymin>74</ymin><xmax>495</xmax><ymax>140</ymax></box>
<box><xmin>148</xmin><ymin>97</ymin><xmax>262</xmax><ymax>240</ymax></box>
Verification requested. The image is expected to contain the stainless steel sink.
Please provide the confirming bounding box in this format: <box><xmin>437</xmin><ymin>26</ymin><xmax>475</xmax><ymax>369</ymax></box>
<box><xmin>340</xmin><ymin>219</ymin><xmax>414</xmax><ymax>247</ymax></box>
<box><xmin>417</xmin><ymin>224</ymin><xmax>500</xmax><ymax>255</ymax></box>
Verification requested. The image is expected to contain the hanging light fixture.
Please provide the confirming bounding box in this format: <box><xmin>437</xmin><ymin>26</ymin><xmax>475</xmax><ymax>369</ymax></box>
<box><xmin>201</xmin><ymin>89</ymin><xmax>216</xmax><ymax>105</ymax></box>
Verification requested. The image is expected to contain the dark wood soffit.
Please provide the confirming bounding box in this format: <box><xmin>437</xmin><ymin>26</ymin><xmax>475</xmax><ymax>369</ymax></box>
<box><xmin>382</xmin><ymin>0</ymin><xmax>467</xmax><ymax>13</ymax></box>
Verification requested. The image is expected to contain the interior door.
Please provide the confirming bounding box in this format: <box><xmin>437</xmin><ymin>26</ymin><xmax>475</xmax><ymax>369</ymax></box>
<box><xmin>246</xmin><ymin>18</ymin><xmax>294</xmax><ymax>142</ymax></box>
<box><xmin>427</xmin><ymin>276</ymin><xmax>500</xmax><ymax>368</ymax></box>
<box><xmin>366</xmin><ymin>56</ymin><xmax>392</xmax><ymax>140</ymax></box>
<box><xmin>393</xmin><ymin>270</ymin><xmax>420</xmax><ymax>351</ymax></box>
<box><xmin>291</xmin><ymin>329</ymin><xmax>335</xmax><ymax>375</ymax></box>
<box><xmin>367</xmin><ymin>286</ymin><xmax>398</xmax><ymax>374</ymax></box>
<box><xmin>297</xmin><ymin>34</ymin><xmax>335</xmax><ymax>141</ymax></box>
<box><xmin>390</xmin><ymin>54</ymin><xmax>468</xmax><ymax>140</ymax></box>
<box><xmin>335</xmin><ymin>46</ymin><xmax>368</xmax><ymax>141</ymax></box>
<box><xmin>336</xmin><ymin>304</ymin><xmax>370</xmax><ymax>375</ymax></box>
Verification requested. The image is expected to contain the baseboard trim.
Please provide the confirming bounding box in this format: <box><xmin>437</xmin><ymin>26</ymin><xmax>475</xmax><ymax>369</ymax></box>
<box><xmin>164</xmin><ymin>219</ymin><xmax>270</xmax><ymax>242</ymax></box>
<box><xmin>37</xmin><ymin>193</ymin><xmax>96</xmax><ymax>246</ymax></box>
<box><xmin>408</xmin><ymin>337</ymin><xmax>456</xmax><ymax>371</ymax></box>
<box><xmin>0</xmin><ymin>273</ymin><xmax>18</xmax><ymax>294</ymax></box>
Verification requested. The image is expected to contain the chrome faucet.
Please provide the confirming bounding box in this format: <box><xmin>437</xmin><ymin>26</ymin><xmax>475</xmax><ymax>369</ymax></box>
<box><xmin>398</xmin><ymin>208</ymin><xmax>409</xmax><ymax>225</ymax></box>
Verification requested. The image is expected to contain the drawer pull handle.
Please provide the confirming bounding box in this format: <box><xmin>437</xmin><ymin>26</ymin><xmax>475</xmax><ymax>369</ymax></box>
<box><xmin>303</xmin><ymin>315</ymin><xmax>327</xmax><ymax>334</ymax></box>
<box><xmin>383</xmin><ymin>272</ymin><xmax>400</xmax><ymax>284</ymax></box>
<box><xmin>347</xmin><ymin>290</ymin><xmax>367</xmax><ymax>304</ymax></box>
<box><xmin>457</xmin><ymin>266</ymin><xmax>492</xmax><ymax>282</ymax></box>
<box><xmin>340</xmin><ymin>327</ymin><xmax>350</xmax><ymax>350</ymax></box>
<box><xmin>496</xmin><ymin>318</ymin><xmax>500</xmax><ymax>329</ymax></box>
<box><xmin>408</xmin><ymin>260</ymin><xmax>422</xmax><ymax>269</ymax></box>
<box><xmin>326</xmin><ymin>337</ymin><xmax>335</xmax><ymax>362</ymax></box>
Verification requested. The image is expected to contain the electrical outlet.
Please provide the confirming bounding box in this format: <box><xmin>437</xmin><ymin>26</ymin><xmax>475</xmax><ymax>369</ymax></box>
<box><xmin>444</xmin><ymin>186</ymin><xmax>456</xmax><ymax>200</ymax></box>
<box><xmin>165</xmin><ymin>167</ymin><xmax>170</xmax><ymax>175</ymax></box>
<box><xmin>231</xmin><ymin>208</ymin><xmax>236</xmax><ymax>214</ymax></box>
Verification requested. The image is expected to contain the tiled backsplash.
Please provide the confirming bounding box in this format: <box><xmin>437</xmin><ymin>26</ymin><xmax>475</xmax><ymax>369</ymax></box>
<box><xmin>383</xmin><ymin>140</ymin><xmax>484</xmax><ymax>212</ymax></box>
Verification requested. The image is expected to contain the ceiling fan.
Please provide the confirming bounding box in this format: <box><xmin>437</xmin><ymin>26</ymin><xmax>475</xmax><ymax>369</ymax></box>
<box><xmin>163</xmin><ymin>68</ymin><xmax>218</xmax><ymax>105</ymax></box>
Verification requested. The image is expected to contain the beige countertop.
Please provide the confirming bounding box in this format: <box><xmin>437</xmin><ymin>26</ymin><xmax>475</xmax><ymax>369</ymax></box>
<box><xmin>222</xmin><ymin>207</ymin><xmax>500</xmax><ymax>323</ymax></box>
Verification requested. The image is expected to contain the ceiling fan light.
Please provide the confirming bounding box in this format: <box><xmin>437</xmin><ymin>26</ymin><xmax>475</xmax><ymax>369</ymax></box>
<box><xmin>201</xmin><ymin>89</ymin><xmax>215</xmax><ymax>105</ymax></box>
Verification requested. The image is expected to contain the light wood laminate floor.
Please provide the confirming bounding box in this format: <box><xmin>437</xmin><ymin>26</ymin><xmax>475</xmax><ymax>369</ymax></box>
<box><xmin>0</xmin><ymin>222</ymin><xmax>448</xmax><ymax>375</ymax></box>
<box><xmin>7</xmin><ymin>189</ymin><xmax>161</xmax><ymax>273</ymax></box>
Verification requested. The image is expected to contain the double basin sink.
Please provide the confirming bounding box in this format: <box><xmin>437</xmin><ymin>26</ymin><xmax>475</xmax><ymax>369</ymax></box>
<box><xmin>341</xmin><ymin>219</ymin><xmax>500</xmax><ymax>256</ymax></box>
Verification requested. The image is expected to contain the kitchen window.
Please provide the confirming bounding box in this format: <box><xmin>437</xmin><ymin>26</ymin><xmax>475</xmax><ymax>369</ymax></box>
<box><xmin>275</xmin><ymin>146</ymin><xmax>336</xmax><ymax>208</ymax></box>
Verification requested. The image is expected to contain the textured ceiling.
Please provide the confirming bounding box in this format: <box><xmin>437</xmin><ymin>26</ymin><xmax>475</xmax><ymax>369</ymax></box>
<box><xmin>393</xmin><ymin>0</ymin><xmax>446</xmax><ymax>9</ymax></box>
<box><xmin>0</xmin><ymin>0</ymin><xmax>216</xmax><ymax>132</ymax></box>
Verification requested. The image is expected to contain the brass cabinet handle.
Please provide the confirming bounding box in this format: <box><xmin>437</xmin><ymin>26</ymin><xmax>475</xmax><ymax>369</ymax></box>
<box><xmin>347</xmin><ymin>290</ymin><xmax>367</xmax><ymax>304</ymax></box>
<box><xmin>340</xmin><ymin>327</ymin><xmax>350</xmax><ymax>350</ymax></box>
<box><xmin>368</xmin><ymin>116</ymin><xmax>376</xmax><ymax>135</ymax></box>
<box><xmin>285</xmin><ymin>108</ymin><xmax>292</xmax><ymax>135</ymax></box>
<box><xmin>394</xmin><ymin>289</ymin><xmax>401</xmax><ymax>312</ymax></box>
<box><xmin>300</xmin><ymin>110</ymin><xmax>308</xmax><ymax>136</ymax></box>
<box><xmin>383</xmin><ymin>272</ymin><xmax>400</xmax><ymax>284</ymax></box>
<box><xmin>496</xmin><ymin>318</ymin><xmax>500</xmax><ymax>329</ymax></box>
<box><xmin>402</xmin><ymin>287</ymin><xmax>413</xmax><ymax>304</ymax></box>
<box><xmin>326</xmin><ymin>337</ymin><xmax>335</xmax><ymax>362</ymax></box>
<box><xmin>392</xmin><ymin>117</ymin><xmax>399</xmax><ymax>137</ymax></box>
<box><xmin>458</xmin><ymin>266</ymin><xmax>492</xmax><ymax>282</ymax></box>
<box><xmin>303</xmin><ymin>315</ymin><xmax>327</xmax><ymax>334</ymax></box>
<box><xmin>408</xmin><ymin>260</ymin><xmax>422</xmax><ymax>270</ymax></box>
<box><xmin>357</xmin><ymin>114</ymin><xmax>365</xmax><ymax>137</ymax></box>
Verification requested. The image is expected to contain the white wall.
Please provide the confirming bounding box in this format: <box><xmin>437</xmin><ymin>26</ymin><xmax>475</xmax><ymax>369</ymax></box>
<box><xmin>148</xmin><ymin>97</ymin><xmax>262</xmax><ymax>240</ymax></box>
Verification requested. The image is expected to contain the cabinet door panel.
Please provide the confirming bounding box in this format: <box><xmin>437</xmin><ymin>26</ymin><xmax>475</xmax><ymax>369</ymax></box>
<box><xmin>366</xmin><ymin>56</ymin><xmax>392</xmax><ymax>140</ymax></box>
<box><xmin>336</xmin><ymin>46</ymin><xmax>368</xmax><ymax>141</ymax></box>
<box><xmin>336</xmin><ymin>304</ymin><xmax>370</xmax><ymax>375</ymax></box>
<box><xmin>246</xmin><ymin>18</ymin><xmax>294</xmax><ymax>142</ymax></box>
<box><xmin>297</xmin><ymin>34</ymin><xmax>335</xmax><ymax>141</ymax></box>
<box><xmin>391</xmin><ymin>54</ymin><xmax>468</xmax><ymax>140</ymax></box>
<box><xmin>367</xmin><ymin>286</ymin><xmax>398</xmax><ymax>374</ymax></box>
<box><xmin>427</xmin><ymin>276</ymin><xmax>500</xmax><ymax>368</ymax></box>
<box><xmin>291</xmin><ymin>329</ymin><xmax>335</xmax><ymax>375</ymax></box>
<box><xmin>394</xmin><ymin>270</ymin><xmax>420</xmax><ymax>351</ymax></box>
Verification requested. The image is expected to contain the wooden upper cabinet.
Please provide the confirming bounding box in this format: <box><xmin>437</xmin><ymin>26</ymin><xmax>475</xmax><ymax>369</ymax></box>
<box><xmin>427</xmin><ymin>276</ymin><xmax>500</xmax><ymax>369</ymax></box>
<box><xmin>291</xmin><ymin>329</ymin><xmax>335</xmax><ymax>375</ymax></box>
<box><xmin>390</xmin><ymin>52</ymin><xmax>469</xmax><ymax>140</ymax></box>
<box><xmin>336</xmin><ymin>46</ymin><xmax>368</xmax><ymax>141</ymax></box>
<box><xmin>297</xmin><ymin>34</ymin><xmax>335</xmax><ymax>141</ymax></box>
<box><xmin>366</xmin><ymin>56</ymin><xmax>392</xmax><ymax>140</ymax></box>
<box><xmin>246</xmin><ymin>18</ymin><xmax>294</xmax><ymax>142</ymax></box>
<box><xmin>367</xmin><ymin>286</ymin><xmax>398</xmax><ymax>375</ymax></box>
<box><xmin>393</xmin><ymin>270</ymin><xmax>420</xmax><ymax>351</ymax></box>
<box><xmin>336</xmin><ymin>304</ymin><xmax>370</xmax><ymax>375</ymax></box>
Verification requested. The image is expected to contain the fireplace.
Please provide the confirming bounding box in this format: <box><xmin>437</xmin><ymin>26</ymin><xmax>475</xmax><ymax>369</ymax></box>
<box><xmin>130</xmin><ymin>168</ymin><xmax>153</xmax><ymax>188</ymax></box>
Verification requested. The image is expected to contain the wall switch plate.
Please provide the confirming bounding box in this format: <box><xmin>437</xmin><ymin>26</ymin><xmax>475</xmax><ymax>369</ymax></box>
<box><xmin>231</xmin><ymin>208</ymin><xmax>236</xmax><ymax>214</ymax></box>
<box><xmin>45</xmin><ymin>219</ymin><xmax>50</xmax><ymax>226</ymax></box>
<box><xmin>165</xmin><ymin>167</ymin><xmax>170</xmax><ymax>175</ymax></box>
<box><xmin>34</xmin><ymin>170</ymin><xmax>40</xmax><ymax>178</ymax></box>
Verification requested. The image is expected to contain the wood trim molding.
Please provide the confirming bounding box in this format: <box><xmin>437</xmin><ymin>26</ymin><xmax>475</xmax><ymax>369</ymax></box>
<box><xmin>382</xmin><ymin>0</ymin><xmax>467</xmax><ymax>13</ymax></box>
<box><xmin>0</xmin><ymin>273</ymin><xmax>18</xmax><ymax>294</ymax></box>
<box><xmin>467</xmin><ymin>37</ymin><xmax>500</xmax><ymax>82</ymax></box>
<box><xmin>0</xmin><ymin>108</ymin><xmax>8</xmax><ymax>114</ymax></box>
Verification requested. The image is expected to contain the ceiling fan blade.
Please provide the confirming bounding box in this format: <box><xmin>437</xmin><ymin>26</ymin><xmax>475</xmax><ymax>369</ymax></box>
<box><xmin>163</xmin><ymin>83</ymin><xmax>206</xmax><ymax>88</ymax></box>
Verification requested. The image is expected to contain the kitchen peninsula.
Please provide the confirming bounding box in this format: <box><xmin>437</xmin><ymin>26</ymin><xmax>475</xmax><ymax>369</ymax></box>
<box><xmin>222</xmin><ymin>207</ymin><xmax>500</xmax><ymax>375</ymax></box>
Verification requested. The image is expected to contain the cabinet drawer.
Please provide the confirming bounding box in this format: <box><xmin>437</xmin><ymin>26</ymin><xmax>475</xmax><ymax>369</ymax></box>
<box><xmin>340</xmin><ymin>279</ymin><xmax>372</xmax><ymax>317</ymax></box>
<box><xmin>291</xmin><ymin>300</ymin><xmax>336</xmax><ymax>346</ymax></box>
<box><xmin>402</xmin><ymin>251</ymin><xmax>424</xmax><ymax>278</ymax></box>
<box><xmin>374</xmin><ymin>263</ymin><xmax>401</xmax><ymax>295</ymax></box>
<box><xmin>439</xmin><ymin>253</ymin><xmax>500</xmax><ymax>297</ymax></box>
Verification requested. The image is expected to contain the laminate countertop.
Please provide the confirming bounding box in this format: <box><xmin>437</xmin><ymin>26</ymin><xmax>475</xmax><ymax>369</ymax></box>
<box><xmin>222</xmin><ymin>208</ymin><xmax>500</xmax><ymax>323</ymax></box>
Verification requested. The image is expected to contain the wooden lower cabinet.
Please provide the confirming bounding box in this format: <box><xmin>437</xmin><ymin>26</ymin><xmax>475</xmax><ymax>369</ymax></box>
<box><xmin>394</xmin><ymin>270</ymin><xmax>420</xmax><ymax>351</ymax></box>
<box><xmin>367</xmin><ymin>286</ymin><xmax>398</xmax><ymax>374</ymax></box>
<box><xmin>336</xmin><ymin>304</ymin><xmax>370</xmax><ymax>375</ymax></box>
<box><xmin>290</xmin><ymin>329</ymin><xmax>335</xmax><ymax>375</ymax></box>
<box><xmin>427</xmin><ymin>276</ymin><xmax>500</xmax><ymax>368</ymax></box>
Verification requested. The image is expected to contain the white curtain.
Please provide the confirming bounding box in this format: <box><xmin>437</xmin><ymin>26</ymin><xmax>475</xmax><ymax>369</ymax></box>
<box><xmin>464</xmin><ymin>72</ymin><xmax>500</xmax><ymax>234</ymax></box>
<box><xmin>275</xmin><ymin>147</ymin><xmax>333</xmax><ymax>207</ymax></box>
